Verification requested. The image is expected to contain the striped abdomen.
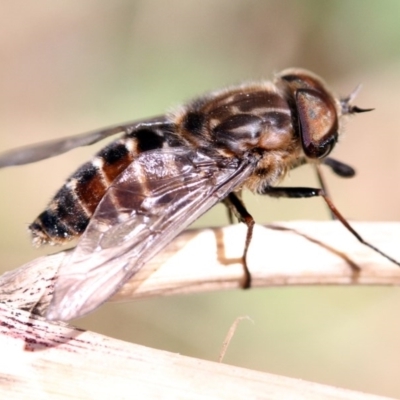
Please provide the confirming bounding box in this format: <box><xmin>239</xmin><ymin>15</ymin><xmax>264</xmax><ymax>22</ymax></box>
<box><xmin>29</xmin><ymin>124</ymin><xmax>180</xmax><ymax>246</ymax></box>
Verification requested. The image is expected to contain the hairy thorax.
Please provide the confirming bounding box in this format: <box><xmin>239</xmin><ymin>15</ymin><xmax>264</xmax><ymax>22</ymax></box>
<box><xmin>173</xmin><ymin>81</ymin><xmax>302</xmax><ymax>193</ymax></box>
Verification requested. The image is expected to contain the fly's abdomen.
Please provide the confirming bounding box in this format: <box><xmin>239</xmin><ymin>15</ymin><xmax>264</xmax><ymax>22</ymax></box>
<box><xmin>29</xmin><ymin>126</ymin><xmax>172</xmax><ymax>246</ymax></box>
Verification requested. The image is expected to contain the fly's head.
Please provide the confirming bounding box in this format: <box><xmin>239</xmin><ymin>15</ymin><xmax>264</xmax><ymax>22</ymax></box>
<box><xmin>276</xmin><ymin>68</ymin><xmax>373</xmax><ymax>161</ymax></box>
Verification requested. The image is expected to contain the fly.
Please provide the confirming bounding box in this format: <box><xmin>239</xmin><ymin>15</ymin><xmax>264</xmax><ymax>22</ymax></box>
<box><xmin>0</xmin><ymin>68</ymin><xmax>397</xmax><ymax>321</ymax></box>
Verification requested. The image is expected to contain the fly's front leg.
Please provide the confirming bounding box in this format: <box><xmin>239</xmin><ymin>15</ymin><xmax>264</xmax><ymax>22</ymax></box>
<box><xmin>225</xmin><ymin>192</ymin><xmax>254</xmax><ymax>289</ymax></box>
<box><xmin>323</xmin><ymin>158</ymin><xmax>356</xmax><ymax>178</ymax></box>
<box><xmin>313</xmin><ymin>162</ymin><xmax>355</xmax><ymax>220</ymax></box>
<box><xmin>262</xmin><ymin>186</ymin><xmax>400</xmax><ymax>267</ymax></box>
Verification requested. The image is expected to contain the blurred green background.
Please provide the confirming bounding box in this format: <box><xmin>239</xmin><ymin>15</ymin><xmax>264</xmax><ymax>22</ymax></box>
<box><xmin>1</xmin><ymin>1</ymin><xmax>400</xmax><ymax>397</ymax></box>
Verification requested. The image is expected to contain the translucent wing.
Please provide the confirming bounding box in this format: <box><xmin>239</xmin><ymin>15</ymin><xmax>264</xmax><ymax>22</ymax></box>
<box><xmin>0</xmin><ymin>115</ymin><xmax>167</xmax><ymax>168</ymax></box>
<box><xmin>46</xmin><ymin>148</ymin><xmax>255</xmax><ymax>321</ymax></box>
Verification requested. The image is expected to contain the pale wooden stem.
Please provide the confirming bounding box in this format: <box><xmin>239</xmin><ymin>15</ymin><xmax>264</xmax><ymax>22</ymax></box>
<box><xmin>1</xmin><ymin>221</ymin><xmax>400</xmax><ymax>315</ymax></box>
<box><xmin>0</xmin><ymin>304</ymin><xmax>395</xmax><ymax>400</ymax></box>
<box><xmin>1</xmin><ymin>221</ymin><xmax>399</xmax><ymax>399</ymax></box>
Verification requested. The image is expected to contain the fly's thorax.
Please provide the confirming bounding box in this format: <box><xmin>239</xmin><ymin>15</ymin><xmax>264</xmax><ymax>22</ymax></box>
<box><xmin>172</xmin><ymin>82</ymin><xmax>297</xmax><ymax>157</ymax></box>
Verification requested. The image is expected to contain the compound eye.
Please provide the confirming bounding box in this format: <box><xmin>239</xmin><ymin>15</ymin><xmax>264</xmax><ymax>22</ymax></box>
<box><xmin>296</xmin><ymin>88</ymin><xmax>338</xmax><ymax>159</ymax></box>
<box><xmin>314</xmin><ymin>137</ymin><xmax>336</xmax><ymax>159</ymax></box>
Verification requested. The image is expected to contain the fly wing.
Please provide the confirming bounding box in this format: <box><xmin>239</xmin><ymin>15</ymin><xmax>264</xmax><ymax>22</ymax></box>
<box><xmin>46</xmin><ymin>148</ymin><xmax>255</xmax><ymax>321</ymax></box>
<box><xmin>0</xmin><ymin>115</ymin><xmax>167</xmax><ymax>167</ymax></box>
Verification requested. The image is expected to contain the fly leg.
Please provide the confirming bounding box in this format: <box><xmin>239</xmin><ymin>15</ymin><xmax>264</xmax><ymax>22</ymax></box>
<box><xmin>290</xmin><ymin>157</ymin><xmax>356</xmax><ymax>178</ymax></box>
<box><xmin>262</xmin><ymin>186</ymin><xmax>400</xmax><ymax>267</ymax></box>
<box><xmin>323</xmin><ymin>158</ymin><xmax>356</xmax><ymax>178</ymax></box>
<box><xmin>292</xmin><ymin>157</ymin><xmax>355</xmax><ymax>220</ymax></box>
<box><xmin>314</xmin><ymin>165</ymin><xmax>336</xmax><ymax>220</ymax></box>
<box><xmin>223</xmin><ymin>190</ymin><xmax>243</xmax><ymax>224</ymax></box>
<box><xmin>224</xmin><ymin>192</ymin><xmax>254</xmax><ymax>289</ymax></box>
<box><xmin>222</xmin><ymin>199</ymin><xmax>235</xmax><ymax>225</ymax></box>
<box><xmin>314</xmin><ymin>160</ymin><xmax>355</xmax><ymax>220</ymax></box>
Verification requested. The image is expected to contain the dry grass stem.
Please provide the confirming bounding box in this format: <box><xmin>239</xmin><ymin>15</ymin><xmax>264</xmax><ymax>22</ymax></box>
<box><xmin>1</xmin><ymin>221</ymin><xmax>399</xmax><ymax>399</ymax></box>
<box><xmin>1</xmin><ymin>221</ymin><xmax>399</xmax><ymax>316</ymax></box>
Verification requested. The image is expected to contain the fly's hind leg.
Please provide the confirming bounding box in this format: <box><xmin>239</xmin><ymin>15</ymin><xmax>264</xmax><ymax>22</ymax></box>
<box><xmin>224</xmin><ymin>192</ymin><xmax>254</xmax><ymax>289</ymax></box>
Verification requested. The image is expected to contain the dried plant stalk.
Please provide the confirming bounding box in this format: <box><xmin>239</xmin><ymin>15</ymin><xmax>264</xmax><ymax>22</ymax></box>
<box><xmin>1</xmin><ymin>221</ymin><xmax>400</xmax><ymax>317</ymax></box>
<box><xmin>1</xmin><ymin>221</ymin><xmax>399</xmax><ymax>399</ymax></box>
<box><xmin>0</xmin><ymin>304</ymin><xmax>395</xmax><ymax>400</ymax></box>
